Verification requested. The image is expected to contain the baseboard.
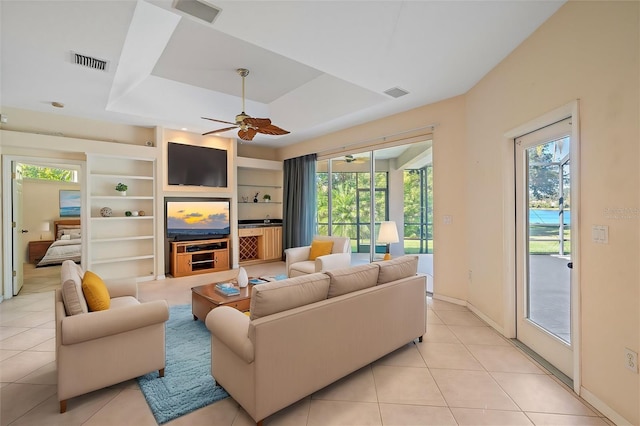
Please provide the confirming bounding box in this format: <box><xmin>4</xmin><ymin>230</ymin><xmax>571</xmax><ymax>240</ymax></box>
<box><xmin>432</xmin><ymin>293</ymin><xmax>466</xmax><ymax>306</ymax></box>
<box><xmin>466</xmin><ymin>302</ymin><xmax>506</xmax><ymax>336</ymax></box>
<box><xmin>580</xmin><ymin>387</ymin><xmax>632</xmax><ymax>425</ymax></box>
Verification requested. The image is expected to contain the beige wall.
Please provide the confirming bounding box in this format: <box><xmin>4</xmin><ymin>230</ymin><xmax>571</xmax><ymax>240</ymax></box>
<box><xmin>465</xmin><ymin>1</ymin><xmax>638</xmax><ymax>423</ymax></box>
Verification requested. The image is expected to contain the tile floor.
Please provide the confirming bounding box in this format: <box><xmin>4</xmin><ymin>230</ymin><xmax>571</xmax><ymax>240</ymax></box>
<box><xmin>0</xmin><ymin>263</ymin><xmax>613</xmax><ymax>426</ymax></box>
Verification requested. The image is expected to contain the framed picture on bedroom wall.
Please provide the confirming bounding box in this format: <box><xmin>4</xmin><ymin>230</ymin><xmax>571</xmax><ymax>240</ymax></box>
<box><xmin>59</xmin><ymin>190</ymin><xmax>81</xmax><ymax>217</ymax></box>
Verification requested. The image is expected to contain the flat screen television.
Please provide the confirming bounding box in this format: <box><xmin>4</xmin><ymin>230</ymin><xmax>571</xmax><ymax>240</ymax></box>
<box><xmin>167</xmin><ymin>142</ymin><xmax>228</xmax><ymax>188</ymax></box>
<box><xmin>165</xmin><ymin>198</ymin><xmax>230</xmax><ymax>241</ymax></box>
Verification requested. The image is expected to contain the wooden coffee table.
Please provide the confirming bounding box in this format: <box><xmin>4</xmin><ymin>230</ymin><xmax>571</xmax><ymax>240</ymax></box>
<box><xmin>191</xmin><ymin>283</ymin><xmax>253</xmax><ymax>322</ymax></box>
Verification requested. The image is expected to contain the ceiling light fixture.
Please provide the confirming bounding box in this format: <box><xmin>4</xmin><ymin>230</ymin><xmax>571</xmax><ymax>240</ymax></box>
<box><xmin>51</xmin><ymin>102</ymin><xmax>64</xmax><ymax>108</ymax></box>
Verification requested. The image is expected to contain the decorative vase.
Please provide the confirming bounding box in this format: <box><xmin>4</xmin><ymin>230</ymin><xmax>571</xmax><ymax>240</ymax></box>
<box><xmin>237</xmin><ymin>267</ymin><xmax>248</xmax><ymax>288</ymax></box>
<box><xmin>119</xmin><ymin>191</ymin><xmax>126</xmax><ymax>196</ymax></box>
<box><xmin>100</xmin><ymin>207</ymin><xmax>112</xmax><ymax>217</ymax></box>
<box><xmin>253</xmin><ymin>197</ymin><xmax>258</xmax><ymax>203</ymax></box>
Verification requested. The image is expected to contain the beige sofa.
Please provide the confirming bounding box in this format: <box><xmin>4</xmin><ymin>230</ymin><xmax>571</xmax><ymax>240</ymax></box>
<box><xmin>285</xmin><ymin>235</ymin><xmax>352</xmax><ymax>277</ymax></box>
<box><xmin>206</xmin><ymin>255</ymin><xmax>426</xmax><ymax>425</ymax></box>
<box><xmin>55</xmin><ymin>260</ymin><xmax>169</xmax><ymax>413</ymax></box>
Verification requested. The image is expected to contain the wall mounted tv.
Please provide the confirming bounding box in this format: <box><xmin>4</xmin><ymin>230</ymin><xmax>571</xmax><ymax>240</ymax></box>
<box><xmin>165</xmin><ymin>198</ymin><xmax>230</xmax><ymax>241</ymax></box>
<box><xmin>167</xmin><ymin>142</ymin><xmax>228</xmax><ymax>187</ymax></box>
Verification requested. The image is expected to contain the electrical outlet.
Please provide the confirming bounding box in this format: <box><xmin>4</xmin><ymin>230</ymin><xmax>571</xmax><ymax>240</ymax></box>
<box><xmin>624</xmin><ymin>348</ymin><xmax>638</xmax><ymax>373</ymax></box>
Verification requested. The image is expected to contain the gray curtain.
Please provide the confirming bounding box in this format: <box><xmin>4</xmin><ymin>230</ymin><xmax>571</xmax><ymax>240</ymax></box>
<box><xmin>282</xmin><ymin>153</ymin><xmax>317</xmax><ymax>250</ymax></box>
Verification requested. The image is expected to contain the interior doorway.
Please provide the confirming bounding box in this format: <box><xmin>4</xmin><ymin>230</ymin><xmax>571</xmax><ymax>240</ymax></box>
<box><xmin>2</xmin><ymin>156</ymin><xmax>83</xmax><ymax>300</ymax></box>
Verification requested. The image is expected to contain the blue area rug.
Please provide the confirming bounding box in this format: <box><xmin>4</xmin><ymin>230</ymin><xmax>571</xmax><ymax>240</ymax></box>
<box><xmin>137</xmin><ymin>304</ymin><xmax>229</xmax><ymax>424</ymax></box>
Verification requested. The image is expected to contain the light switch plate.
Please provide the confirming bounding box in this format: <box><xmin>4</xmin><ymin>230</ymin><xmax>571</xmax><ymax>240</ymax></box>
<box><xmin>592</xmin><ymin>225</ymin><xmax>608</xmax><ymax>244</ymax></box>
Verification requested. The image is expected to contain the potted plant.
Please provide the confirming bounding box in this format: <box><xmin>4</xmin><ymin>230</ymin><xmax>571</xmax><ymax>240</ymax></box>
<box><xmin>262</xmin><ymin>194</ymin><xmax>271</xmax><ymax>202</ymax></box>
<box><xmin>115</xmin><ymin>183</ymin><xmax>128</xmax><ymax>196</ymax></box>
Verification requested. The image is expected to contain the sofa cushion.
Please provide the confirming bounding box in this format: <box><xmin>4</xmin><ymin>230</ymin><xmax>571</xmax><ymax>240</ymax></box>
<box><xmin>82</xmin><ymin>271</ymin><xmax>111</xmax><ymax>311</ymax></box>
<box><xmin>308</xmin><ymin>240</ymin><xmax>334</xmax><ymax>260</ymax></box>
<box><xmin>326</xmin><ymin>263</ymin><xmax>380</xmax><ymax>298</ymax></box>
<box><xmin>289</xmin><ymin>260</ymin><xmax>316</xmax><ymax>277</ymax></box>
<box><xmin>60</xmin><ymin>261</ymin><xmax>89</xmax><ymax>314</ymax></box>
<box><xmin>377</xmin><ymin>255</ymin><xmax>419</xmax><ymax>284</ymax></box>
<box><xmin>61</xmin><ymin>279</ymin><xmax>86</xmax><ymax>316</ymax></box>
<box><xmin>250</xmin><ymin>273</ymin><xmax>330</xmax><ymax>320</ymax></box>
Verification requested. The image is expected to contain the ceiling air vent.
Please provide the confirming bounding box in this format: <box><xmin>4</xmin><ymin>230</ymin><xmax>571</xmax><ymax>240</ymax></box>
<box><xmin>173</xmin><ymin>0</ymin><xmax>221</xmax><ymax>24</ymax></box>
<box><xmin>71</xmin><ymin>51</ymin><xmax>109</xmax><ymax>71</ymax></box>
<box><xmin>384</xmin><ymin>87</ymin><xmax>409</xmax><ymax>98</ymax></box>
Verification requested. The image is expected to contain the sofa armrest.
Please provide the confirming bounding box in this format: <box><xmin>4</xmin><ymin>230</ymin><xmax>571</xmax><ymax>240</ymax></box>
<box><xmin>206</xmin><ymin>306</ymin><xmax>254</xmax><ymax>363</ymax></box>
<box><xmin>315</xmin><ymin>252</ymin><xmax>351</xmax><ymax>272</ymax></box>
<box><xmin>60</xmin><ymin>300</ymin><xmax>168</xmax><ymax>345</ymax></box>
<box><xmin>104</xmin><ymin>277</ymin><xmax>138</xmax><ymax>299</ymax></box>
<box><xmin>285</xmin><ymin>246</ymin><xmax>311</xmax><ymax>274</ymax></box>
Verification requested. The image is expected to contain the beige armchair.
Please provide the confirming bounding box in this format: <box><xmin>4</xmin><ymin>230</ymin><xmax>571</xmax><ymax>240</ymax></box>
<box><xmin>285</xmin><ymin>235</ymin><xmax>352</xmax><ymax>277</ymax></box>
<box><xmin>55</xmin><ymin>261</ymin><xmax>169</xmax><ymax>413</ymax></box>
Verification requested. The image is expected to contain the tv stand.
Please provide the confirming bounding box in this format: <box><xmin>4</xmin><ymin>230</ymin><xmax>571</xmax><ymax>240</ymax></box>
<box><xmin>170</xmin><ymin>238</ymin><xmax>230</xmax><ymax>277</ymax></box>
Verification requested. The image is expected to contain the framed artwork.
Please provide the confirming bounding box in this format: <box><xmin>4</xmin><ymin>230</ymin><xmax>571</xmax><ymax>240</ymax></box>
<box><xmin>59</xmin><ymin>190</ymin><xmax>81</xmax><ymax>217</ymax></box>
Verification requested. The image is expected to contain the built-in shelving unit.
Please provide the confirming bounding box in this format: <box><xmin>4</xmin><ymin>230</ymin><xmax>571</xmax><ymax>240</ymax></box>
<box><xmin>86</xmin><ymin>154</ymin><xmax>156</xmax><ymax>280</ymax></box>
<box><xmin>237</xmin><ymin>158</ymin><xmax>284</xmax><ymax>221</ymax></box>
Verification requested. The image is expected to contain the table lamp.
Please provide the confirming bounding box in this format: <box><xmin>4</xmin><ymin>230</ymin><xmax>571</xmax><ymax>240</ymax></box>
<box><xmin>377</xmin><ymin>221</ymin><xmax>399</xmax><ymax>260</ymax></box>
<box><xmin>40</xmin><ymin>221</ymin><xmax>50</xmax><ymax>240</ymax></box>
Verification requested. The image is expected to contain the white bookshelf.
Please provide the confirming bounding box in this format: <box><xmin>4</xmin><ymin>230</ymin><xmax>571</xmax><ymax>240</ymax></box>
<box><xmin>86</xmin><ymin>154</ymin><xmax>156</xmax><ymax>280</ymax></box>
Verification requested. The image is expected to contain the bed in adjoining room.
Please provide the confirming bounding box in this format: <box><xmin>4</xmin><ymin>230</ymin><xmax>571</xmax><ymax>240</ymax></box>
<box><xmin>37</xmin><ymin>219</ymin><xmax>81</xmax><ymax>267</ymax></box>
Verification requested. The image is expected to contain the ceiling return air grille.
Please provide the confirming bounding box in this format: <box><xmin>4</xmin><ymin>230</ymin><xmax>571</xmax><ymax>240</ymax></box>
<box><xmin>71</xmin><ymin>51</ymin><xmax>109</xmax><ymax>71</ymax></box>
<box><xmin>384</xmin><ymin>87</ymin><xmax>409</xmax><ymax>98</ymax></box>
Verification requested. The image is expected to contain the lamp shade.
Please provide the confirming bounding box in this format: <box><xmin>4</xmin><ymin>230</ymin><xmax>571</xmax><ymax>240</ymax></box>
<box><xmin>40</xmin><ymin>221</ymin><xmax>50</xmax><ymax>232</ymax></box>
<box><xmin>377</xmin><ymin>221</ymin><xmax>399</xmax><ymax>244</ymax></box>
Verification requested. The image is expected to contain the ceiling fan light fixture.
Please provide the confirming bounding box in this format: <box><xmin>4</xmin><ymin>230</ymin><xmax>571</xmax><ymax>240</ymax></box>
<box><xmin>202</xmin><ymin>67</ymin><xmax>290</xmax><ymax>141</ymax></box>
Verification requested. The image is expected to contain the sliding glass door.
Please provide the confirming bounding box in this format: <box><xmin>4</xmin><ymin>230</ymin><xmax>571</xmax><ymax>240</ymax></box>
<box><xmin>316</xmin><ymin>141</ymin><xmax>433</xmax><ymax>273</ymax></box>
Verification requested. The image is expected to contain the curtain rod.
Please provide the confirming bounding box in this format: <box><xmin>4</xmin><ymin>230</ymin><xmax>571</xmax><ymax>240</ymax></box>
<box><xmin>315</xmin><ymin>124</ymin><xmax>437</xmax><ymax>157</ymax></box>
<box><xmin>316</xmin><ymin>124</ymin><xmax>437</xmax><ymax>155</ymax></box>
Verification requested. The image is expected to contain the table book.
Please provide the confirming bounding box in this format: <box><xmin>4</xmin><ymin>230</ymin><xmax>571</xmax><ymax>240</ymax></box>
<box><xmin>215</xmin><ymin>283</ymin><xmax>240</xmax><ymax>297</ymax></box>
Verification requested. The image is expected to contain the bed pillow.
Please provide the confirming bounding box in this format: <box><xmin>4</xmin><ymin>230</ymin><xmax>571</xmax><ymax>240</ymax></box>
<box><xmin>57</xmin><ymin>225</ymin><xmax>80</xmax><ymax>240</ymax></box>
<box><xmin>82</xmin><ymin>271</ymin><xmax>111</xmax><ymax>311</ymax></box>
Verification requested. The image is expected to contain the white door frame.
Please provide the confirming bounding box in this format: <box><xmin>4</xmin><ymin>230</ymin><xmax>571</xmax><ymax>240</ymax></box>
<box><xmin>503</xmin><ymin>100</ymin><xmax>581</xmax><ymax>393</ymax></box>
<box><xmin>2</xmin><ymin>155</ymin><xmax>85</xmax><ymax>301</ymax></box>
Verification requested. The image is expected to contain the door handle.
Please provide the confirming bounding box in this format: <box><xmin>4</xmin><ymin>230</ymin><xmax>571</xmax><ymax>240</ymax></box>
<box><xmin>567</xmin><ymin>262</ymin><xmax>573</xmax><ymax>269</ymax></box>
<box><xmin>21</xmin><ymin>229</ymin><xmax>28</xmax><ymax>233</ymax></box>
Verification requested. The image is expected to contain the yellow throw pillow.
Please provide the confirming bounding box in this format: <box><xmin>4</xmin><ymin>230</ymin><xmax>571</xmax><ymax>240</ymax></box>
<box><xmin>82</xmin><ymin>271</ymin><xmax>111</xmax><ymax>311</ymax></box>
<box><xmin>308</xmin><ymin>240</ymin><xmax>334</xmax><ymax>260</ymax></box>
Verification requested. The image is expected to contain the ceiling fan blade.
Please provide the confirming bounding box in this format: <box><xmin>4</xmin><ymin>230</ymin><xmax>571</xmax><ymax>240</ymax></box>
<box><xmin>238</xmin><ymin>128</ymin><xmax>258</xmax><ymax>141</ymax></box>
<box><xmin>202</xmin><ymin>125</ymin><xmax>238</xmax><ymax>136</ymax></box>
<box><xmin>255</xmin><ymin>124</ymin><xmax>290</xmax><ymax>136</ymax></box>
<box><xmin>244</xmin><ymin>117</ymin><xmax>271</xmax><ymax>127</ymax></box>
<box><xmin>201</xmin><ymin>117</ymin><xmax>237</xmax><ymax>126</ymax></box>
